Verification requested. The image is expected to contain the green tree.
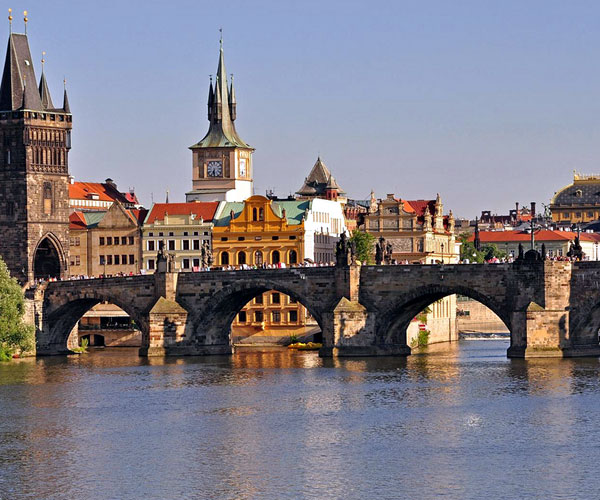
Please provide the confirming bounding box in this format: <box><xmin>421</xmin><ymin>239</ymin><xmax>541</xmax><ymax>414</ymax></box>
<box><xmin>349</xmin><ymin>230</ymin><xmax>376</xmax><ymax>264</ymax></box>
<box><xmin>0</xmin><ymin>258</ymin><xmax>34</xmax><ymax>360</ymax></box>
<box><xmin>460</xmin><ymin>239</ymin><xmax>507</xmax><ymax>263</ymax></box>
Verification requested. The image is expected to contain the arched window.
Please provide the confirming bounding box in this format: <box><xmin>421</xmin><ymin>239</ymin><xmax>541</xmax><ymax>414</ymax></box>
<box><xmin>221</xmin><ymin>252</ymin><xmax>229</xmax><ymax>265</ymax></box>
<box><xmin>254</xmin><ymin>250</ymin><xmax>263</xmax><ymax>266</ymax></box>
<box><xmin>252</xmin><ymin>208</ymin><xmax>258</xmax><ymax>221</ymax></box>
<box><xmin>289</xmin><ymin>249</ymin><xmax>298</xmax><ymax>265</ymax></box>
<box><xmin>259</xmin><ymin>208</ymin><xmax>264</xmax><ymax>221</ymax></box>
<box><xmin>43</xmin><ymin>182</ymin><xmax>53</xmax><ymax>215</ymax></box>
<box><xmin>238</xmin><ymin>252</ymin><xmax>246</xmax><ymax>265</ymax></box>
<box><xmin>272</xmin><ymin>250</ymin><xmax>280</xmax><ymax>265</ymax></box>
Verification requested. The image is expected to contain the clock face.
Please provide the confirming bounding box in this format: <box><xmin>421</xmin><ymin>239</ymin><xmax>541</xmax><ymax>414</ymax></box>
<box><xmin>207</xmin><ymin>160</ymin><xmax>223</xmax><ymax>177</ymax></box>
<box><xmin>239</xmin><ymin>159</ymin><xmax>247</xmax><ymax>177</ymax></box>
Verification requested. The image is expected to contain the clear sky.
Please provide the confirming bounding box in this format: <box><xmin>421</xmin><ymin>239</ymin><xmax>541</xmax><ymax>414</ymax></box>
<box><xmin>9</xmin><ymin>0</ymin><xmax>600</xmax><ymax>217</ymax></box>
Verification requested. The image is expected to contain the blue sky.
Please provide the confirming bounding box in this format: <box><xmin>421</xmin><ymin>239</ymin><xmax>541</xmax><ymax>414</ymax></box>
<box><xmin>9</xmin><ymin>0</ymin><xmax>600</xmax><ymax>217</ymax></box>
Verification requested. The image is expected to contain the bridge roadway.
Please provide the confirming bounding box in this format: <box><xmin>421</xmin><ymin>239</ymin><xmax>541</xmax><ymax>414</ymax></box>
<box><xmin>31</xmin><ymin>260</ymin><xmax>600</xmax><ymax>358</ymax></box>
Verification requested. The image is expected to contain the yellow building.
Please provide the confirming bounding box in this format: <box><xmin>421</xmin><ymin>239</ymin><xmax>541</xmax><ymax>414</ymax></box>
<box><xmin>550</xmin><ymin>172</ymin><xmax>600</xmax><ymax>224</ymax></box>
<box><xmin>213</xmin><ymin>195</ymin><xmax>346</xmax><ymax>343</ymax></box>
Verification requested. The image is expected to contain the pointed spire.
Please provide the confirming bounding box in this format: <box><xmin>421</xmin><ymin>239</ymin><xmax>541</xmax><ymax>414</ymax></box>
<box><xmin>38</xmin><ymin>52</ymin><xmax>54</xmax><ymax>110</ymax></box>
<box><xmin>228</xmin><ymin>73</ymin><xmax>236</xmax><ymax>121</ymax></box>
<box><xmin>207</xmin><ymin>75</ymin><xmax>214</xmax><ymax>121</ymax></box>
<box><xmin>62</xmin><ymin>78</ymin><xmax>70</xmax><ymax>113</ymax></box>
<box><xmin>166</xmin><ymin>189</ymin><xmax>169</xmax><ymax>204</ymax></box>
<box><xmin>190</xmin><ymin>35</ymin><xmax>250</xmax><ymax>149</ymax></box>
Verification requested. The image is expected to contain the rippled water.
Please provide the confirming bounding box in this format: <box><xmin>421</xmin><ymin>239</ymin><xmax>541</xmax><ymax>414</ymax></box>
<box><xmin>1</xmin><ymin>341</ymin><xmax>600</xmax><ymax>499</ymax></box>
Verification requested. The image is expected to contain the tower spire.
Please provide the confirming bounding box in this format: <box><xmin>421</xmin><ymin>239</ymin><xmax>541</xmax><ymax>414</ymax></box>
<box><xmin>229</xmin><ymin>73</ymin><xmax>236</xmax><ymax>121</ymax></box>
<box><xmin>38</xmin><ymin>51</ymin><xmax>54</xmax><ymax>110</ymax></box>
<box><xmin>62</xmin><ymin>78</ymin><xmax>70</xmax><ymax>113</ymax></box>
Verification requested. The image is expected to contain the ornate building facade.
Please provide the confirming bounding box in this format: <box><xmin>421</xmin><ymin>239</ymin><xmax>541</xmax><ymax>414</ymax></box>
<box><xmin>362</xmin><ymin>193</ymin><xmax>458</xmax><ymax>264</ymax></box>
<box><xmin>186</xmin><ymin>40</ymin><xmax>254</xmax><ymax>203</ymax></box>
<box><xmin>0</xmin><ymin>31</ymin><xmax>72</xmax><ymax>282</ymax></box>
<box><xmin>550</xmin><ymin>172</ymin><xmax>600</xmax><ymax>224</ymax></box>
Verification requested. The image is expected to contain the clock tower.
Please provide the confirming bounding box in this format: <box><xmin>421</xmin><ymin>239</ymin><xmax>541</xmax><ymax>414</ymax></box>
<box><xmin>186</xmin><ymin>39</ymin><xmax>254</xmax><ymax>202</ymax></box>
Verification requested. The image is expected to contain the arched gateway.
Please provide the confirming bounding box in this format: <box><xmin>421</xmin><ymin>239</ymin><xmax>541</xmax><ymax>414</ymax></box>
<box><xmin>33</xmin><ymin>236</ymin><xmax>64</xmax><ymax>280</ymax></box>
<box><xmin>34</xmin><ymin>261</ymin><xmax>600</xmax><ymax>359</ymax></box>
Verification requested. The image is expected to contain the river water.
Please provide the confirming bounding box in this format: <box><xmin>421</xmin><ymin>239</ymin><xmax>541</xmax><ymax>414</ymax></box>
<box><xmin>1</xmin><ymin>340</ymin><xmax>600</xmax><ymax>500</ymax></box>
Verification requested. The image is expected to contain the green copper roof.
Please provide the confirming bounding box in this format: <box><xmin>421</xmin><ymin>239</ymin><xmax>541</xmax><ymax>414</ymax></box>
<box><xmin>213</xmin><ymin>202</ymin><xmax>245</xmax><ymax>226</ymax></box>
<box><xmin>190</xmin><ymin>42</ymin><xmax>251</xmax><ymax>150</ymax></box>
<box><xmin>82</xmin><ymin>211</ymin><xmax>106</xmax><ymax>228</ymax></box>
<box><xmin>271</xmin><ymin>200</ymin><xmax>311</xmax><ymax>225</ymax></box>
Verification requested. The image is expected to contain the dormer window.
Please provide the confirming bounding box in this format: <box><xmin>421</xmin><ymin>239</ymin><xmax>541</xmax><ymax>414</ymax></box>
<box><xmin>575</xmin><ymin>189</ymin><xmax>583</xmax><ymax>198</ymax></box>
<box><xmin>87</xmin><ymin>193</ymin><xmax>100</xmax><ymax>200</ymax></box>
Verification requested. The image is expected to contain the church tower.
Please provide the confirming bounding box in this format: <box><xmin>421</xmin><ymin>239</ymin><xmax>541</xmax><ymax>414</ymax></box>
<box><xmin>0</xmin><ymin>26</ymin><xmax>72</xmax><ymax>283</ymax></box>
<box><xmin>186</xmin><ymin>39</ymin><xmax>254</xmax><ymax>202</ymax></box>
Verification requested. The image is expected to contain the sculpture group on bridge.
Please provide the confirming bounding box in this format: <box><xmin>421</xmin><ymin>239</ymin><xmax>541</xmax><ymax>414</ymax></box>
<box><xmin>335</xmin><ymin>232</ymin><xmax>357</xmax><ymax>267</ymax></box>
<box><xmin>375</xmin><ymin>237</ymin><xmax>393</xmax><ymax>265</ymax></box>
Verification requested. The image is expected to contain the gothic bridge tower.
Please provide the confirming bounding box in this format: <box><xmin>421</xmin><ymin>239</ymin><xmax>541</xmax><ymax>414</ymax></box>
<box><xmin>186</xmin><ymin>38</ymin><xmax>254</xmax><ymax>202</ymax></box>
<box><xmin>0</xmin><ymin>28</ymin><xmax>72</xmax><ymax>283</ymax></box>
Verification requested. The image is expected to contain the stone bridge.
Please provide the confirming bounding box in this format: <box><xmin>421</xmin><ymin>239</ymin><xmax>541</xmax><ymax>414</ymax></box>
<box><xmin>31</xmin><ymin>261</ymin><xmax>600</xmax><ymax>359</ymax></box>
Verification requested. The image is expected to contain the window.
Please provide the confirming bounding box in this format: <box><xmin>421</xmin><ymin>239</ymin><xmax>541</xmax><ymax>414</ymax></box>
<box><xmin>129</xmin><ymin>255</ymin><xmax>134</xmax><ymax>265</ymax></box>
<box><xmin>148</xmin><ymin>232</ymin><xmax>154</xmax><ymax>237</ymax></box>
<box><xmin>114</xmin><ymin>237</ymin><xmax>120</xmax><ymax>245</ymax></box>
<box><xmin>238</xmin><ymin>237</ymin><xmax>245</xmax><ymax>241</ymax></box>
<box><xmin>121</xmin><ymin>236</ymin><xmax>127</xmax><ymax>245</ymax></box>
<box><xmin>576</xmin><ymin>212</ymin><xmax>582</xmax><ymax>218</ymax></box>
<box><xmin>272</xmin><ymin>236</ymin><xmax>279</xmax><ymax>240</ymax></box>
<box><xmin>159</xmin><ymin>232</ymin><xmax>163</xmax><ymax>237</ymax></box>
<box><xmin>254</xmin><ymin>251</ymin><xmax>263</xmax><ymax>266</ymax></box>
<box><xmin>182</xmin><ymin>240</ymin><xmax>190</xmax><ymax>250</ymax></box>
<box><xmin>193</xmin><ymin>231</ymin><xmax>199</xmax><ymax>236</ymax></box>
<box><xmin>289</xmin><ymin>310</ymin><xmax>298</xmax><ymax>322</ymax></box>
<box><xmin>221</xmin><ymin>237</ymin><xmax>228</xmax><ymax>241</ymax></box>
<box><xmin>107</xmin><ymin>237</ymin><xmax>113</xmax><ymax>245</ymax></box>
<box><xmin>252</xmin><ymin>207</ymin><xmax>258</xmax><ymax>221</ymax></box>
<box><xmin>99</xmin><ymin>255</ymin><xmax>105</xmax><ymax>265</ymax></box>
<box><xmin>272</xmin><ymin>311</ymin><xmax>281</xmax><ymax>323</ymax></box>
<box><xmin>272</xmin><ymin>292</ymin><xmax>280</xmax><ymax>304</ymax></box>
<box><xmin>254</xmin><ymin>294</ymin><xmax>263</xmax><ymax>304</ymax></box>
<box><xmin>238</xmin><ymin>311</ymin><xmax>247</xmax><ymax>322</ymax></box>
<box><xmin>75</xmin><ymin>255</ymin><xmax>80</xmax><ymax>266</ymax></box>
<box><xmin>588</xmin><ymin>212</ymin><xmax>594</xmax><ymax>218</ymax></box>
<box><xmin>221</xmin><ymin>252</ymin><xmax>229</xmax><ymax>265</ymax></box>
<box><xmin>193</xmin><ymin>239</ymin><xmax>200</xmax><ymax>250</ymax></box>
<box><xmin>99</xmin><ymin>237</ymin><xmax>105</xmax><ymax>246</ymax></box>
<box><xmin>122</xmin><ymin>254</ymin><xmax>127</xmax><ymax>264</ymax></box>
<box><xmin>289</xmin><ymin>250</ymin><xmax>298</xmax><ymax>264</ymax></box>
<box><xmin>168</xmin><ymin>240</ymin><xmax>175</xmax><ymax>251</ymax></box>
<box><xmin>114</xmin><ymin>255</ymin><xmax>120</xmax><ymax>265</ymax></box>
<box><xmin>182</xmin><ymin>258</ymin><xmax>190</xmax><ymax>269</ymax></box>
<box><xmin>42</xmin><ymin>181</ymin><xmax>52</xmax><ymax>215</ymax></box>
<box><xmin>289</xmin><ymin>297</ymin><xmax>297</xmax><ymax>304</ymax></box>
<box><xmin>128</xmin><ymin>236</ymin><xmax>134</xmax><ymax>245</ymax></box>
<box><xmin>272</xmin><ymin>250</ymin><xmax>280</xmax><ymax>264</ymax></box>
<box><xmin>193</xmin><ymin>258</ymin><xmax>200</xmax><ymax>268</ymax></box>
<box><xmin>290</xmin><ymin>235</ymin><xmax>296</xmax><ymax>240</ymax></box>
<box><xmin>254</xmin><ymin>311</ymin><xmax>263</xmax><ymax>322</ymax></box>
<box><xmin>148</xmin><ymin>240</ymin><xmax>155</xmax><ymax>251</ymax></box>
<box><xmin>183</xmin><ymin>231</ymin><xmax>189</xmax><ymax>236</ymax></box>
<box><xmin>148</xmin><ymin>259</ymin><xmax>155</xmax><ymax>270</ymax></box>
<box><xmin>107</xmin><ymin>255</ymin><xmax>113</xmax><ymax>265</ymax></box>
<box><xmin>168</xmin><ymin>232</ymin><xmax>174</xmax><ymax>237</ymax></box>
<box><xmin>238</xmin><ymin>252</ymin><xmax>246</xmax><ymax>265</ymax></box>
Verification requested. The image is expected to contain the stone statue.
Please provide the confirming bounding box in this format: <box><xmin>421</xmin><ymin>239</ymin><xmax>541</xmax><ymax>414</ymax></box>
<box><xmin>375</xmin><ymin>237</ymin><xmax>384</xmax><ymax>265</ymax></box>
<box><xmin>166</xmin><ymin>252</ymin><xmax>175</xmax><ymax>272</ymax></box>
<box><xmin>201</xmin><ymin>240</ymin><xmax>213</xmax><ymax>268</ymax></box>
<box><xmin>518</xmin><ymin>243</ymin><xmax>524</xmax><ymax>261</ymax></box>
<box><xmin>336</xmin><ymin>232</ymin><xmax>355</xmax><ymax>267</ymax></box>
<box><xmin>385</xmin><ymin>242</ymin><xmax>393</xmax><ymax>265</ymax></box>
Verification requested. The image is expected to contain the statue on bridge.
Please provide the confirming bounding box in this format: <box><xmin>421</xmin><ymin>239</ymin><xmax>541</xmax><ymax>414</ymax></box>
<box><xmin>201</xmin><ymin>240</ymin><xmax>213</xmax><ymax>268</ymax></box>
<box><xmin>567</xmin><ymin>234</ymin><xmax>584</xmax><ymax>261</ymax></box>
<box><xmin>156</xmin><ymin>241</ymin><xmax>176</xmax><ymax>272</ymax></box>
<box><xmin>336</xmin><ymin>232</ymin><xmax>356</xmax><ymax>267</ymax></box>
<box><xmin>375</xmin><ymin>237</ymin><xmax>385</xmax><ymax>265</ymax></box>
<box><xmin>385</xmin><ymin>241</ymin><xmax>393</xmax><ymax>265</ymax></box>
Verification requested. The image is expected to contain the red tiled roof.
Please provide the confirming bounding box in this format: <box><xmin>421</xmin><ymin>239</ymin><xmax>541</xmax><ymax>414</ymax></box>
<box><xmin>469</xmin><ymin>230</ymin><xmax>600</xmax><ymax>243</ymax></box>
<box><xmin>146</xmin><ymin>202</ymin><xmax>219</xmax><ymax>224</ymax></box>
<box><xmin>128</xmin><ymin>208</ymin><xmax>148</xmax><ymax>225</ymax></box>
<box><xmin>404</xmin><ymin>199</ymin><xmax>434</xmax><ymax>217</ymax></box>
<box><xmin>69</xmin><ymin>211</ymin><xmax>87</xmax><ymax>230</ymax></box>
<box><xmin>69</xmin><ymin>182</ymin><xmax>130</xmax><ymax>204</ymax></box>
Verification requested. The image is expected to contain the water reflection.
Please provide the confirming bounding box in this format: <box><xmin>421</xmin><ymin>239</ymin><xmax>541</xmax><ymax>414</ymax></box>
<box><xmin>2</xmin><ymin>341</ymin><xmax>600</xmax><ymax>499</ymax></box>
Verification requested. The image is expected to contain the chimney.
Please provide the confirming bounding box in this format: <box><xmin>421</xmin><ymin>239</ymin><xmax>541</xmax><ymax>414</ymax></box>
<box><xmin>530</xmin><ymin>202</ymin><xmax>536</xmax><ymax>217</ymax></box>
<box><xmin>515</xmin><ymin>202</ymin><xmax>519</xmax><ymax>213</ymax></box>
<box><xmin>105</xmin><ymin>178</ymin><xmax>117</xmax><ymax>190</ymax></box>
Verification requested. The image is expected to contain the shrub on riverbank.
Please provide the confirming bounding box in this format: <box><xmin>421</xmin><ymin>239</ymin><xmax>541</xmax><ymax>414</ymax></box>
<box><xmin>0</xmin><ymin>258</ymin><xmax>34</xmax><ymax>361</ymax></box>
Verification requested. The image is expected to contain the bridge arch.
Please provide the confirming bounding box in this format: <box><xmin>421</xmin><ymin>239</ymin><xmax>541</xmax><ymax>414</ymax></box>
<box><xmin>43</xmin><ymin>290</ymin><xmax>149</xmax><ymax>353</ymax></box>
<box><xmin>184</xmin><ymin>277</ymin><xmax>326</xmax><ymax>346</ymax></box>
<box><xmin>375</xmin><ymin>284</ymin><xmax>512</xmax><ymax>347</ymax></box>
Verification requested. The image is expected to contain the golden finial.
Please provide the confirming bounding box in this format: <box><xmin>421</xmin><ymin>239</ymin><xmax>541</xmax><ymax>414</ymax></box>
<box><xmin>41</xmin><ymin>51</ymin><xmax>45</xmax><ymax>71</ymax></box>
<box><xmin>23</xmin><ymin>10</ymin><xmax>27</xmax><ymax>34</ymax></box>
<box><xmin>8</xmin><ymin>8</ymin><xmax>12</xmax><ymax>33</ymax></box>
<box><xmin>63</xmin><ymin>76</ymin><xmax>66</xmax><ymax>89</ymax></box>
